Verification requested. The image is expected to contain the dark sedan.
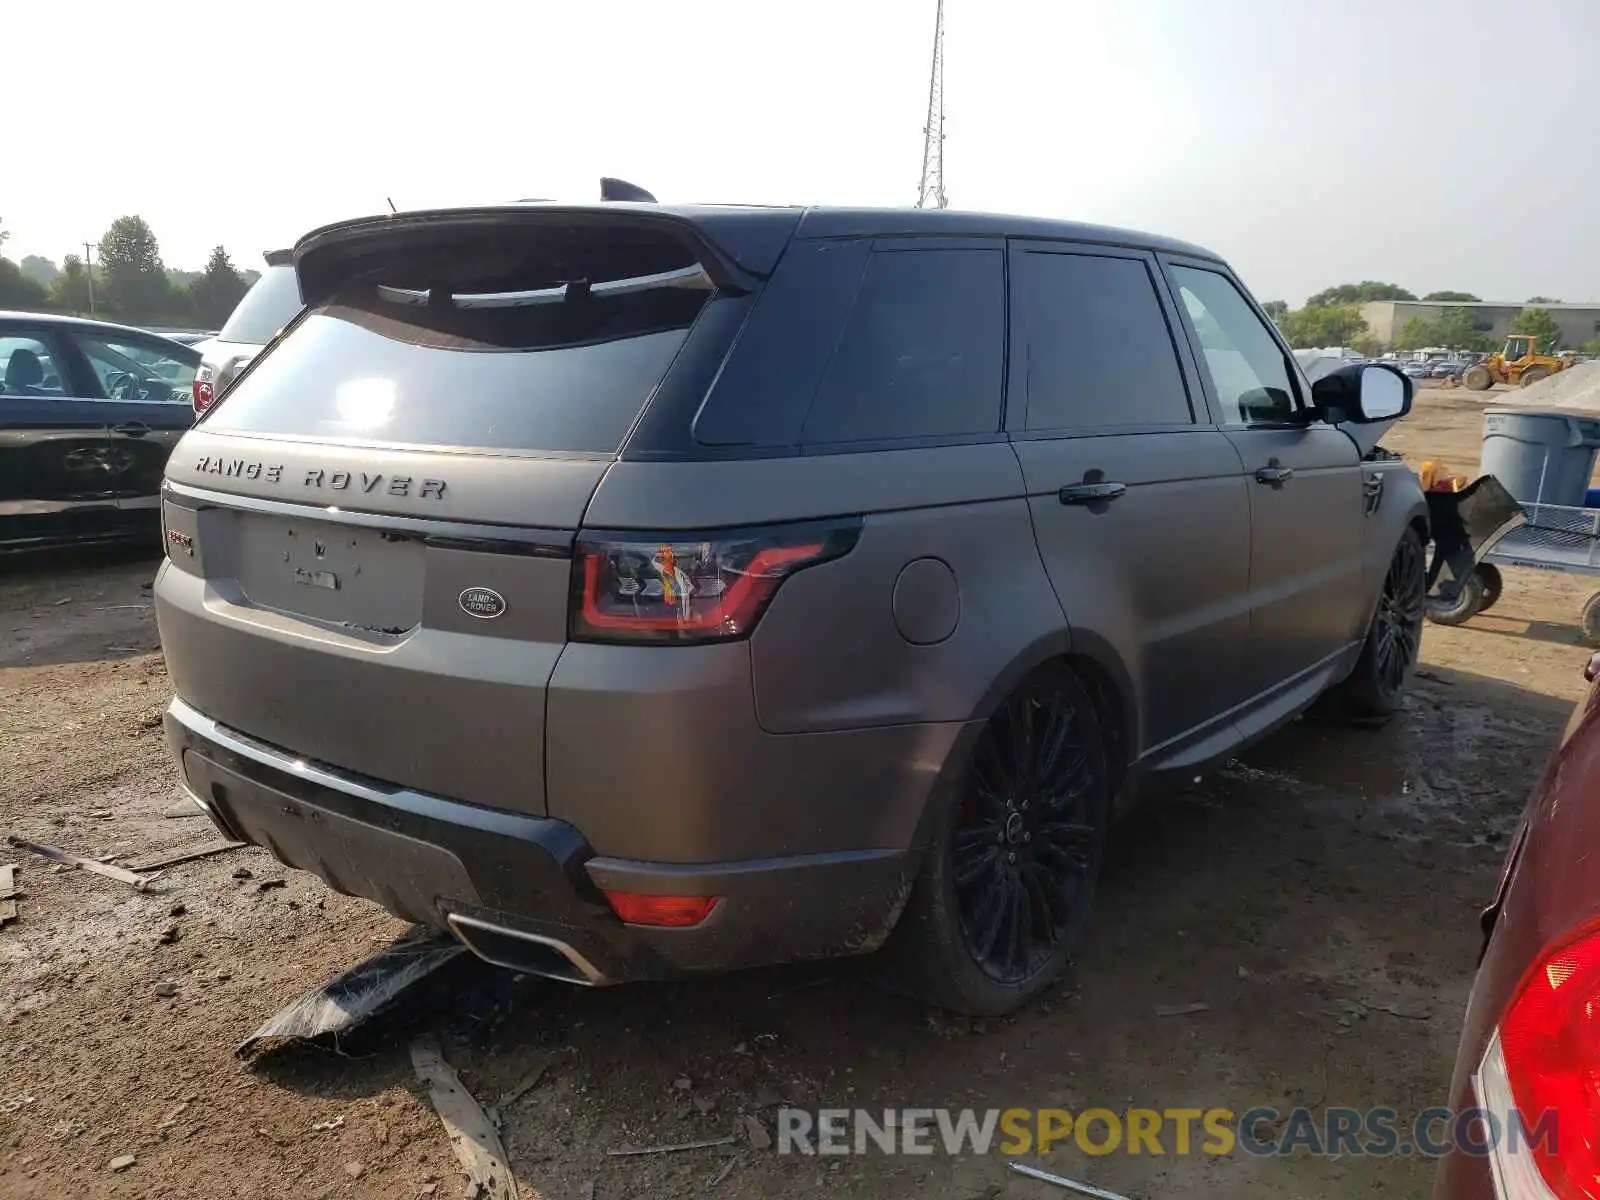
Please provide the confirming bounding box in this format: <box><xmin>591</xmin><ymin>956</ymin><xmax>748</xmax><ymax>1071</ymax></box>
<box><xmin>1</xmin><ymin>313</ymin><xmax>197</xmax><ymax>551</ymax></box>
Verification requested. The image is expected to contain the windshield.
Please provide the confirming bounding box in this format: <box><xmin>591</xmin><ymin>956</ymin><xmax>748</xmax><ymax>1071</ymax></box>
<box><xmin>217</xmin><ymin>263</ymin><xmax>303</xmax><ymax>346</ymax></box>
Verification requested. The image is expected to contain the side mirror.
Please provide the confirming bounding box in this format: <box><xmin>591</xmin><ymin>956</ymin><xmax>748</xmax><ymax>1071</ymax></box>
<box><xmin>1310</xmin><ymin>362</ymin><xmax>1413</xmax><ymax>425</ymax></box>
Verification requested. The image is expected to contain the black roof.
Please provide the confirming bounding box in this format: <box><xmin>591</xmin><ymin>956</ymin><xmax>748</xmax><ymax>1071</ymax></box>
<box><xmin>794</xmin><ymin>207</ymin><xmax>1220</xmax><ymax>261</ymax></box>
<box><xmin>296</xmin><ymin>202</ymin><xmax>1223</xmax><ymax>291</ymax></box>
<box><xmin>565</xmin><ymin>202</ymin><xmax>1222</xmax><ymax>266</ymax></box>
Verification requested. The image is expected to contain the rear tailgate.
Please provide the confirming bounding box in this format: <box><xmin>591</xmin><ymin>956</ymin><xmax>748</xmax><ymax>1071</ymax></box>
<box><xmin>158</xmin><ymin>209</ymin><xmax>742</xmax><ymax>815</ymax></box>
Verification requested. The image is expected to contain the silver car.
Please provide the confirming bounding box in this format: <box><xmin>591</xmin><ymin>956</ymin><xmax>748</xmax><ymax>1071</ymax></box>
<box><xmin>190</xmin><ymin>250</ymin><xmax>300</xmax><ymax>414</ymax></box>
<box><xmin>156</xmin><ymin>202</ymin><xmax>1427</xmax><ymax>1015</ymax></box>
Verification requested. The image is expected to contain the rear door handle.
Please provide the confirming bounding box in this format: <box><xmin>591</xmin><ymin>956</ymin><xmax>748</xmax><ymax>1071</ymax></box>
<box><xmin>110</xmin><ymin>422</ymin><xmax>150</xmax><ymax>437</ymax></box>
<box><xmin>1058</xmin><ymin>481</ymin><xmax>1128</xmax><ymax>505</ymax></box>
<box><xmin>1254</xmin><ymin>464</ymin><xmax>1294</xmax><ymax>487</ymax></box>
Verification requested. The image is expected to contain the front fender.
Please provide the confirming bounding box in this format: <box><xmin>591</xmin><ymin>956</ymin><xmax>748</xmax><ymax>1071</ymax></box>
<box><xmin>1358</xmin><ymin>458</ymin><xmax>1428</xmax><ymax>632</ymax></box>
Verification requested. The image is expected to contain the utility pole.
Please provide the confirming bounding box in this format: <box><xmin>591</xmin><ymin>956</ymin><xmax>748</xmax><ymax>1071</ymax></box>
<box><xmin>83</xmin><ymin>242</ymin><xmax>96</xmax><ymax>315</ymax></box>
<box><xmin>916</xmin><ymin>0</ymin><xmax>948</xmax><ymax>210</ymax></box>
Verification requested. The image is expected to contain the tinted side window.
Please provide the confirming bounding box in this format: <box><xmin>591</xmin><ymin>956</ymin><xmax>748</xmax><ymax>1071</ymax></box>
<box><xmin>693</xmin><ymin>240</ymin><xmax>872</xmax><ymax>448</ymax></box>
<box><xmin>73</xmin><ymin>335</ymin><xmax>197</xmax><ymax>403</ymax></box>
<box><xmin>1169</xmin><ymin>266</ymin><xmax>1298</xmax><ymax>424</ymax></box>
<box><xmin>0</xmin><ymin>335</ymin><xmax>71</xmax><ymax>397</ymax></box>
<box><xmin>800</xmin><ymin>248</ymin><xmax>1004</xmax><ymax>446</ymax></box>
<box><xmin>1014</xmin><ymin>251</ymin><xmax>1192</xmax><ymax>431</ymax></box>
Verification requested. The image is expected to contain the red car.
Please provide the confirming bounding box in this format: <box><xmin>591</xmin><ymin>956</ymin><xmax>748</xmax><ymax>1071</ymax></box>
<box><xmin>1436</xmin><ymin>653</ymin><xmax>1600</xmax><ymax>1198</ymax></box>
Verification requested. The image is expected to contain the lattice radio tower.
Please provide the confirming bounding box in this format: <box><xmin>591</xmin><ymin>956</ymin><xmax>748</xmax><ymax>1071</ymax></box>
<box><xmin>916</xmin><ymin>0</ymin><xmax>948</xmax><ymax>210</ymax></box>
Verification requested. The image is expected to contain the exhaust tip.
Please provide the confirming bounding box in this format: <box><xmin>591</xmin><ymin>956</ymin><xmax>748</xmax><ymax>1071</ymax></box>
<box><xmin>445</xmin><ymin>912</ymin><xmax>610</xmax><ymax>987</ymax></box>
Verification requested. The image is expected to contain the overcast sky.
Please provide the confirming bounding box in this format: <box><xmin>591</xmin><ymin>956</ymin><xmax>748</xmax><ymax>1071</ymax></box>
<box><xmin>8</xmin><ymin>0</ymin><xmax>1597</xmax><ymax>307</ymax></box>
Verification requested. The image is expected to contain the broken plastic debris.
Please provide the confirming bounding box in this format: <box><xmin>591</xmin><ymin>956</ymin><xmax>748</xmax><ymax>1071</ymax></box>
<box><xmin>236</xmin><ymin>928</ymin><xmax>466</xmax><ymax>1057</ymax></box>
<box><xmin>411</xmin><ymin>1035</ymin><xmax>520</xmax><ymax>1199</ymax></box>
<box><xmin>1009</xmin><ymin>1161</ymin><xmax>1130</xmax><ymax>1199</ymax></box>
<box><xmin>1153</xmin><ymin>1002</ymin><xmax>1210</xmax><ymax>1017</ymax></box>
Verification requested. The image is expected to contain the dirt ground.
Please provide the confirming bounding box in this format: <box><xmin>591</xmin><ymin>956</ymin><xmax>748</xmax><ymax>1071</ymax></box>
<box><xmin>2</xmin><ymin>382</ymin><xmax>1596</xmax><ymax>1200</ymax></box>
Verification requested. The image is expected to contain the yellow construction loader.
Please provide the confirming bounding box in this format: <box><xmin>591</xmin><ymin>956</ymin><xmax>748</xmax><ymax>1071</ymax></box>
<box><xmin>1461</xmin><ymin>335</ymin><xmax>1568</xmax><ymax>390</ymax></box>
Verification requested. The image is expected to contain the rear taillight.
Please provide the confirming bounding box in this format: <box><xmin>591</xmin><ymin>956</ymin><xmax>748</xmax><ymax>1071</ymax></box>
<box><xmin>570</xmin><ymin>519</ymin><xmax>861</xmax><ymax>645</ymax></box>
<box><xmin>604</xmin><ymin>892</ymin><xmax>719</xmax><ymax>928</ymax></box>
<box><xmin>192</xmin><ymin>363</ymin><xmax>216</xmax><ymax>414</ymax></box>
<box><xmin>1478</xmin><ymin>922</ymin><xmax>1600</xmax><ymax>1196</ymax></box>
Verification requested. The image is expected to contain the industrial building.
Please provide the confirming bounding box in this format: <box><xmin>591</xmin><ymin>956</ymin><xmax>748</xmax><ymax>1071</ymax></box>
<box><xmin>1360</xmin><ymin>300</ymin><xmax>1600</xmax><ymax>348</ymax></box>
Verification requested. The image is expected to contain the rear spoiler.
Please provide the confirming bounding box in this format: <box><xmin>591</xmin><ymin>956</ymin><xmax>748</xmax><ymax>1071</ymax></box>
<box><xmin>263</xmin><ymin>248</ymin><xmax>293</xmax><ymax>267</ymax></box>
<box><xmin>292</xmin><ymin>207</ymin><xmax>780</xmax><ymax>307</ymax></box>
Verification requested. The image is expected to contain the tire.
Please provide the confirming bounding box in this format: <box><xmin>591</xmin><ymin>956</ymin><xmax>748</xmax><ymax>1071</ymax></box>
<box><xmin>1425</xmin><ymin>572</ymin><xmax>1486</xmax><ymax>626</ymax></box>
<box><xmin>1475</xmin><ymin>563</ymin><xmax>1504</xmax><ymax>613</ymax></box>
<box><xmin>1582</xmin><ymin>592</ymin><xmax>1600</xmax><ymax>647</ymax></box>
<box><xmin>1462</xmin><ymin>365</ymin><xmax>1494</xmax><ymax>391</ymax></box>
<box><xmin>1520</xmin><ymin>367</ymin><xmax>1551</xmax><ymax>388</ymax></box>
<box><xmin>1337</xmin><ymin>528</ymin><xmax>1426</xmax><ymax>721</ymax></box>
<box><xmin>890</xmin><ymin>664</ymin><xmax>1111</xmax><ymax>1016</ymax></box>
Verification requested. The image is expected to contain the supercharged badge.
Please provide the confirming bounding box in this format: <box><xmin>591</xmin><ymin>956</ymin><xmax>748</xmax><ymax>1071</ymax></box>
<box><xmin>459</xmin><ymin>587</ymin><xmax>507</xmax><ymax>619</ymax></box>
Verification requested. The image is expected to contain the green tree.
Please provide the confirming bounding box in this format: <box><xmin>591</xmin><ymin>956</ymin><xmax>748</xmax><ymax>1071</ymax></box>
<box><xmin>20</xmin><ymin>255</ymin><xmax>58</xmax><ymax>287</ymax></box>
<box><xmin>1580</xmin><ymin>337</ymin><xmax>1600</xmax><ymax>356</ymax></box>
<box><xmin>98</xmin><ymin>215</ymin><xmax>172</xmax><ymax>321</ymax></box>
<box><xmin>1351</xmin><ymin>332</ymin><xmax>1386</xmax><ymax>358</ymax></box>
<box><xmin>186</xmin><ymin>246</ymin><xmax>249</xmax><ymax>327</ymax></box>
<box><xmin>1261</xmin><ymin>299</ymin><xmax>1289</xmax><ymax>325</ymax></box>
<box><xmin>1526</xmin><ymin>296</ymin><xmax>1562</xmax><ymax>304</ymax></box>
<box><xmin>1434</xmin><ymin>307</ymin><xmax>1493</xmax><ymax>353</ymax></box>
<box><xmin>50</xmin><ymin>255</ymin><xmax>93</xmax><ymax>313</ymax></box>
<box><xmin>1394</xmin><ymin>317</ymin><xmax>1440</xmax><ymax>351</ymax></box>
<box><xmin>1278</xmin><ymin>304</ymin><xmax>1369</xmax><ymax>348</ymax></box>
<box><xmin>1423</xmin><ymin>290</ymin><xmax>1481</xmax><ymax>302</ymax></box>
<box><xmin>1513</xmin><ymin>307</ymin><xmax>1563</xmax><ymax>351</ymax></box>
<box><xmin>0</xmin><ymin>257</ymin><xmax>50</xmax><ymax>310</ymax></box>
<box><xmin>1306</xmin><ymin>282</ymin><xmax>1416</xmax><ymax>307</ymax></box>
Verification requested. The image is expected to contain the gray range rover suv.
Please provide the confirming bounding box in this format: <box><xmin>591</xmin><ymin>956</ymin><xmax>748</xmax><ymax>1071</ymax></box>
<box><xmin>155</xmin><ymin>202</ymin><xmax>1427</xmax><ymax>1015</ymax></box>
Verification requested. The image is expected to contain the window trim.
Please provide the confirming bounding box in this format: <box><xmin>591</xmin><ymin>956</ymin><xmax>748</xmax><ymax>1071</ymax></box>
<box><xmin>1156</xmin><ymin>254</ymin><xmax>1315</xmax><ymax>431</ymax></box>
<box><xmin>1004</xmin><ymin>241</ymin><xmax>1203</xmax><ymax>438</ymax></box>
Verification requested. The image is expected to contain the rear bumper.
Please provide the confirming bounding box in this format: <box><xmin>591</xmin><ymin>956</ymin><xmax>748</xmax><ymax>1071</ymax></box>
<box><xmin>165</xmin><ymin>697</ymin><xmax>920</xmax><ymax>983</ymax></box>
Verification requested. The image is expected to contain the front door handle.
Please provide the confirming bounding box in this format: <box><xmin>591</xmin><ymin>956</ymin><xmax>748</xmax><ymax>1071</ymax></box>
<box><xmin>110</xmin><ymin>422</ymin><xmax>150</xmax><ymax>437</ymax></box>
<box><xmin>1254</xmin><ymin>463</ymin><xmax>1294</xmax><ymax>487</ymax></box>
<box><xmin>1059</xmin><ymin>481</ymin><xmax>1128</xmax><ymax>505</ymax></box>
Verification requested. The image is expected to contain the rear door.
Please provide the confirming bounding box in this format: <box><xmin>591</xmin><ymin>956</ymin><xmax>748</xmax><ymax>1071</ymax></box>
<box><xmin>0</xmin><ymin>327</ymin><xmax>119</xmax><ymax>548</ymax></box>
<box><xmin>63</xmin><ymin>328</ymin><xmax>197</xmax><ymax>518</ymax></box>
<box><xmin>1006</xmin><ymin>243</ymin><xmax>1253</xmax><ymax>762</ymax></box>
<box><xmin>1162</xmin><ymin>260</ymin><xmax>1366</xmax><ymax>697</ymax></box>
<box><xmin>158</xmin><ymin>215</ymin><xmax>729</xmax><ymax>815</ymax></box>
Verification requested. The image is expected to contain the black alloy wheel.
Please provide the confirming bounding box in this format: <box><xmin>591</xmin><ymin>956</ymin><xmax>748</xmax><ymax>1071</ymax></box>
<box><xmin>1374</xmin><ymin>531</ymin><xmax>1426</xmax><ymax>695</ymax></box>
<box><xmin>954</xmin><ymin>682</ymin><xmax>1106</xmax><ymax>985</ymax></box>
